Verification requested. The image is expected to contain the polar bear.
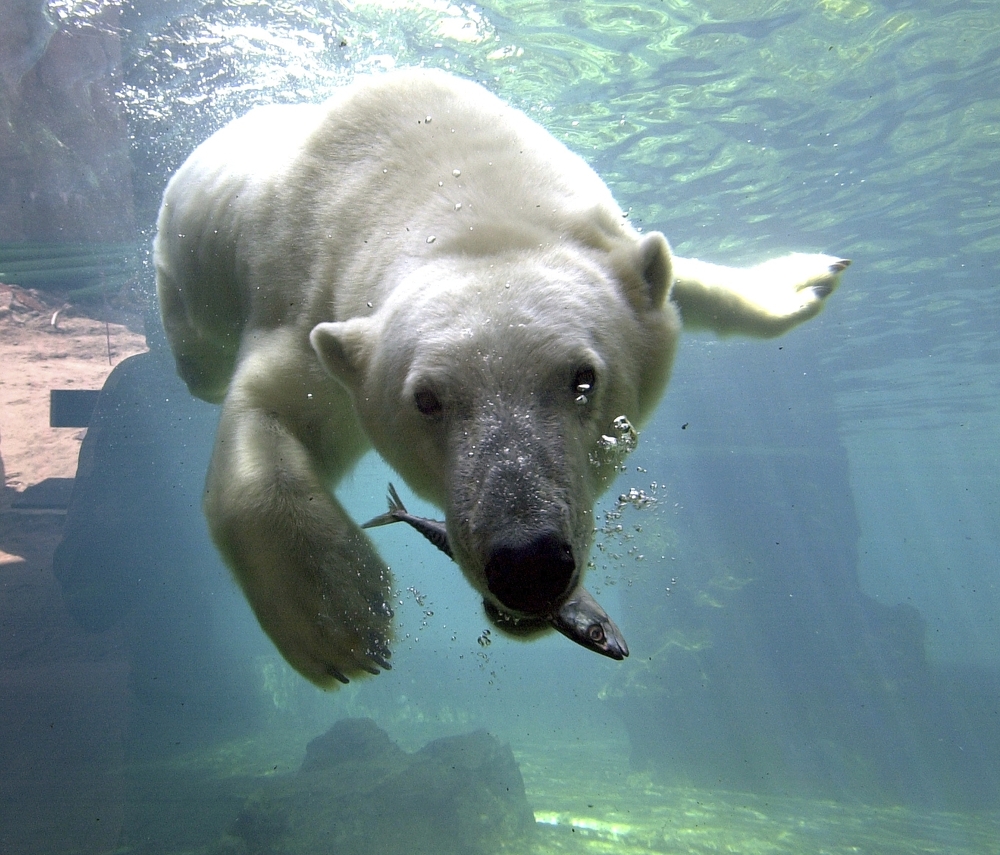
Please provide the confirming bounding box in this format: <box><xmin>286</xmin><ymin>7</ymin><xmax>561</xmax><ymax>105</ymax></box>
<box><xmin>155</xmin><ymin>68</ymin><xmax>847</xmax><ymax>688</ymax></box>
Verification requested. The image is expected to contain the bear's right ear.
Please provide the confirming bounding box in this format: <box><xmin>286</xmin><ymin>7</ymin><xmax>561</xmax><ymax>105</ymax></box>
<box><xmin>310</xmin><ymin>319</ymin><xmax>376</xmax><ymax>389</ymax></box>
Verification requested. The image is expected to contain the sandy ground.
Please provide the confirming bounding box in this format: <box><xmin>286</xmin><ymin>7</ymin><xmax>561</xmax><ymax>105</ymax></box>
<box><xmin>0</xmin><ymin>283</ymin><xmax>148</xmax><ymax>508</ymax></box>
<box><xmin>0</xmin><ymin>282</ymin><xmax>147</xmax><ymax>663</ymax></box>
<box><xmin>0</xmin><ymin>283</ymin><xmax>148</xmax><ymax>662</ymax></box>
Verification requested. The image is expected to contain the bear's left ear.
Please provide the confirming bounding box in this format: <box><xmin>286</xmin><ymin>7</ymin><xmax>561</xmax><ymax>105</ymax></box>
<box><xmin>614</xmin><ymin>231</ymin><xmax>673</xmax><ymax>310</ymax></box>
<box><xmin>310</xmin><ymin>318</ymin><xmax>376</xmax><ymax>389</ymax></box>
<box><xmin>637</xmin><ymin>232</ymin><xmax>672</xmax><ymax>308</ymax></box>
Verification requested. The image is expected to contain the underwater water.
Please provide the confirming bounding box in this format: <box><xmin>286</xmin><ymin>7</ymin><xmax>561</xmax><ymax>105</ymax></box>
<box><xmin>1</xmin><ymin>0</ymin><xmax>998</xmax><ymax>852</ymax></box>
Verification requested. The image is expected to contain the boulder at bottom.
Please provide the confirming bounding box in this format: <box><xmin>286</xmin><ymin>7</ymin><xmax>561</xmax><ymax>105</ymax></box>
<box><xmin>222</xmin><ymin>718</ymin><xmax>536</xmax><ymax>855</ymax></box>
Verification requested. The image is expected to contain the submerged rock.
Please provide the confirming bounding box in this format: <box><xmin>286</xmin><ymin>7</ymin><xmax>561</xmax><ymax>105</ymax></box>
<box><xmin>299</xmin><ymin>716</ymin><xmax>406</xmax><ymax>772</ymax></box>
<box><xmin>223</xmin><ymin>719</ymin><xmax>535</xmax><ymax>855</ymax></box>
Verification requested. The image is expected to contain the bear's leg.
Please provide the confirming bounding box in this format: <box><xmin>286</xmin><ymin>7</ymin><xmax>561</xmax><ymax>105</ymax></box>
<box><xmin>671</xmin><ymin>253</ymin><xmax>849</xmax><ymax>338</ymax></box>
<box><xmin>204</xmin><ymin>376</ymin><xmax>392</xmax><ymax>688</ymax></box>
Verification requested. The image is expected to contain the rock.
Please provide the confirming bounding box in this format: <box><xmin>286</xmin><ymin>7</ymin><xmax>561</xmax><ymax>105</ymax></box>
<box><xmin>229</xmin><ymin>719</ymin><xmax>535</xmax><ymax>855</ymax></box>
<box><xmin>300</xmin><ymin>716</ymin><xmax>405</xmax><ymax>772</ymax></box>
<box><xmin>0</xmin><ymin>0</ymin><xmax>136</xmax><ymax>242</ymax></box>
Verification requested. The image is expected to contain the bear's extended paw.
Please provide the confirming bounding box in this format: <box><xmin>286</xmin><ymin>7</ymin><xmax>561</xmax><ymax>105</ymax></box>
<box><xmin>297</xmin><ymin>559</ymin><xmax>395</xmax><ymax>686</ymax></box>
<box><xmin>234</xmin><ymin>533</ymin><xmax>395</xmax><ymax>689</ymax></box>
<box><xmin>671</xmin><ymin>252</ymin><xmax>848</xmax><ymax>337</ymax></box>
<box><xmin>315</xmin><ymin>615</ymin><xmax>393</xmax><ymax>684</ymax></box>
<box><xmin>743</xmin><ymin>253</ymin><xmax>849</xmax><ymax>328</ymax></box>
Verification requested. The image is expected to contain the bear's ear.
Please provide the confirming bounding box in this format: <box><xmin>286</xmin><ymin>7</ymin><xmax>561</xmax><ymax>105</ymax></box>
<box><xmin>310</xmin><ymin>319</ymin><xmax>376</xmax><ymax>389</ymax></box>
<box><xmin>636</xmin><ymin>232</ymin><xmax>672</xmax><ymax>308</ymax></box>
<box><xmin>616</xmin><ymin>231</ymin><xmax>672</xmax><ymax>310</ymax></box>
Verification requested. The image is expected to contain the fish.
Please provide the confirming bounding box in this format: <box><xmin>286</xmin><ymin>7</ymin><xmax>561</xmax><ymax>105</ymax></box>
<box><xmin>363</xmin><ymin>483</ymin><xmax>629</xmax><ymax>660</ymax></box>
<box><xmin>363</xmin><ymin>483</ymin><xmax>453</xmax><ymax>558</ymax></box>
<box><xmin>548</xmin><ymin>585</ymin><xmax>629</xmax><ymax>660</ymax></box>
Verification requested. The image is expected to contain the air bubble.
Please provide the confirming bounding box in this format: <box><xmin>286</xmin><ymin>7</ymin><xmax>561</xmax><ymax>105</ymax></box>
<box><xmin>589</xmin><ymin>415</ymin><xmax>639</xmax><ymax>470</ymax></box>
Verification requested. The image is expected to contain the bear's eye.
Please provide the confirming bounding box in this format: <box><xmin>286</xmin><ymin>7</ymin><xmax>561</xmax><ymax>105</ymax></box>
<box><xmin>572</xmin><ymin>366</ymin><xmax>597</xmax><ymax>398</ymax></box>
<box><xmin>414</xmin><ymin>387</ymin><xmax>443</xmax><ymax>417</ymax></box>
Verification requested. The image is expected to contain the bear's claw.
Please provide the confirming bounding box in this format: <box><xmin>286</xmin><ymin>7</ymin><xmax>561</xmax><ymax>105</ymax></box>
<box><xmin>312</xmin><ymin>608</ymin><xmax>393</xmax><ymax>684</ymax></box>
<box><xmin>368</xmin><ymin>651</ymin><xmax>392</xmax><ymax>671</ymax></box>
<box><xmin>326</xmin><ymin>665</ymin><xmax>350</xmax><ymax>684</ymax></box>
<box><xmin>365</xmin><ymin>633</ymin><xmax>393</xmax><ymax>671</ymax></box>
<box><xmin>812</xmin><ymin>259</ymin><xmax>851</xmax><ymax>298</ymax></box>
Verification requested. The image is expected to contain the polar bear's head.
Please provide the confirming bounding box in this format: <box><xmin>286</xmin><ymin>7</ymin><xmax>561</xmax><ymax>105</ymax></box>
<box><xmin>312</xmin><ymin>232</ymin><xmax>679</xmax><ymax>621</ymax></box>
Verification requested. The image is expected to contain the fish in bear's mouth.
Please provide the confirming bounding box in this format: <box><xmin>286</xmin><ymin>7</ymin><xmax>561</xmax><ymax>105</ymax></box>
<box><xmin>362</xmin><ymin>483</ymin><xmax>629</xmax><ymax>660</ymax></box>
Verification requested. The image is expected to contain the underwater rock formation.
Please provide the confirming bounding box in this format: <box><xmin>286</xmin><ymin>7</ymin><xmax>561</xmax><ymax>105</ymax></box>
<box><xmin>0</xmin><ymin>0</ymin><xmax>136</xmax><ymax>242</ymax></box>
<box><xmin>223</xmin><ymin>718</ymin><xmax>535</xmax><ymax>855</ymax></box>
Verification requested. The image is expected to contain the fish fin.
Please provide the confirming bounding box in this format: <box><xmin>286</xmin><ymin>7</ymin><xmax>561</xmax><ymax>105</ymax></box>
<box><xmin>361</xmin><ymin>482</ymin><xmax>408</xmax><ymax>529</ymax></box>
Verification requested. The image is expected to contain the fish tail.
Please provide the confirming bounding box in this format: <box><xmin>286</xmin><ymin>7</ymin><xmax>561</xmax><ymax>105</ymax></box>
<box><xmin>361</xmin><ymin>483</ymin><xmax>406</xmax><ymax>529</ymax></box>
<box><xmin>386</xmin><ymin>482</ymin><xmax>406</xmax><ymax>512</ymax></box>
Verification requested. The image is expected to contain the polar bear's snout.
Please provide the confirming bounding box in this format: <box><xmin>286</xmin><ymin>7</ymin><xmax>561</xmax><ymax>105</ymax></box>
<box><xmin>446</xmin><ymin>394</ymin><xmax>588</xmax><ymax>618</ymax></box>
<box><xmin>484</xmin><ymin>532</ymin><xmax>576</xmax><ymax>616</ymax></box>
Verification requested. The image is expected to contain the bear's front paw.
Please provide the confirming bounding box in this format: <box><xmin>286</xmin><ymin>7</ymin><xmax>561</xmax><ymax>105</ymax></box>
<box><xmin>291</xmin><ymin>559</ymin><xmax>395</xmax><ymax>687</ymax></box>
<box><xmin>797</xmin><ymin>256</ymin><xmax>850</xmax><ymax>301</ymax></box>
<box><xmin>314</xmin><ymin>595</ymin><xmax>395</xmax><ymax>684</ymax></box>
<box><xmin>234</xmin><ymin>534</ymin><xmax>395</xmax><ymax>688</ymax></box>
<box><xmin>750</xmin><ymin>253</ymin><xmax>849</xmax><ymax>318</ymax></box>
<box><xmin>725</xmin><ymin>253</ymin><xmax>849</xmax><ymax>336</ymax></box>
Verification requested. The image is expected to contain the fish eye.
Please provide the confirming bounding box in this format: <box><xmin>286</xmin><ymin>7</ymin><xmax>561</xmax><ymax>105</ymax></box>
<box><xmin>414</xmin><ymin>387</ymin><xmax>443</xmax><ymax>417</ymax></box>
<box><xmin>588</xmin><ymin>623</ymin><xmax>606</xmax><ymax>644</ymax></box>
<box><xmin>573</xmin><ymin>365</ymin><xmax>597</xmax><ymax>395</ymax></box>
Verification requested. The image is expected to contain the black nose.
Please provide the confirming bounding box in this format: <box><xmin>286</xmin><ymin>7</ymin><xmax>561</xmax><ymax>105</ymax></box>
<box><xmin>484</xmin><ymin>533</ymin><xmax>575</xmax><ymax>616</ymax></box>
